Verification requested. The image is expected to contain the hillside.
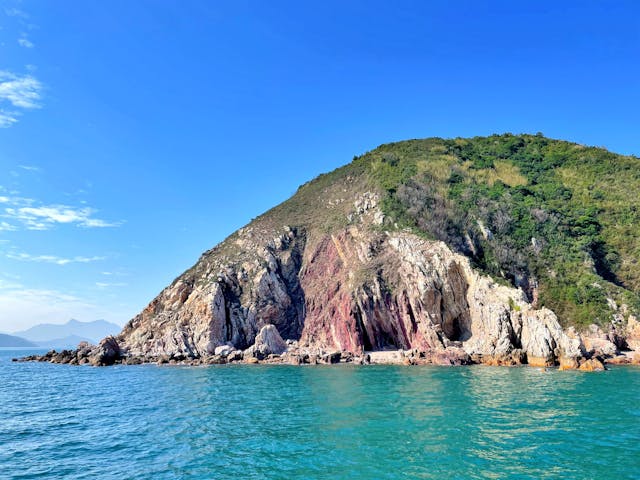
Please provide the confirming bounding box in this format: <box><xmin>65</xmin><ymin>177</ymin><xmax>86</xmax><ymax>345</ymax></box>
<box><xmin>359</xmin><ymin>134</ymin><xmax>640</xmax><ymax>328</ymax></box>
<box><xmin>30</xmin><ymin>134</ymin><xmax>640</xmax><ymax>368</ymax></box>
<box><xmin>231</xmin><ymin>133</ymin><xmax>640</xmax><ymax>330</ymax></box>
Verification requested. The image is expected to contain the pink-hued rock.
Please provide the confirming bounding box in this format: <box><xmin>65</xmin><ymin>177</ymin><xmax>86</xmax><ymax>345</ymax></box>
<box><xmin>105</xmin><ymin>223</ymin><xmax>584</xmax><ymax>366</ymax></box>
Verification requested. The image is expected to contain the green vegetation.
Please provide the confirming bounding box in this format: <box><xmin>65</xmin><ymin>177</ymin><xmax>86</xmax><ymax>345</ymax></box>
<box><xmin>210</xmin><ymin>133</ymin><xmax>639</xmax><ymax>330</ymax></box>
<box><xmin>359</xmin><ymin>134</ymin><xmax>640</xmax><ymax>328</ymax></box>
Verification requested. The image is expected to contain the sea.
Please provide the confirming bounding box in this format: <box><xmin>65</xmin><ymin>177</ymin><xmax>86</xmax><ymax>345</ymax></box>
<box><xmin>1</xmin><ymin>348</ymin><xmax>639</xmax><ymax>479</ymax></box>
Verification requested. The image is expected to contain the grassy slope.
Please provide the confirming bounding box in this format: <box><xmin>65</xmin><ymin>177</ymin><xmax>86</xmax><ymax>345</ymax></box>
<box><xmin>358</xmin><ymin>133</ymin><xmax>640</xmax><ymax>328</ymax></box>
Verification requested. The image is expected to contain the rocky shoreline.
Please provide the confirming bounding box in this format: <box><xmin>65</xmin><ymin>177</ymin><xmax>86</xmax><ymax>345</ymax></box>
<box><xmin>15</xmin><ymin>323</ymin><xmax>640</xmax><ymax>372</ymax></box>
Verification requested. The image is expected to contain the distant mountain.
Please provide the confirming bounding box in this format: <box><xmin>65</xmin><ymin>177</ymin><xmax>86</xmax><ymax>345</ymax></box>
<box><xmin>14</xmin><ymin>319</ymin><xmax>121</xmax><ymax>345</ymax></box>
<box><xmin>0</xmin><ymin>334</ymin><xmax>38</xmax><ymax>347</ymax></box>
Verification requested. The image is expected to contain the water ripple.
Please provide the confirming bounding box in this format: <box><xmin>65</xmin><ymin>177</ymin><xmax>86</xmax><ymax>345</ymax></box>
<box><xmin>1</xmin><ymin>351</ymin><xmax>640</xmax><ymax>479</ymax></box>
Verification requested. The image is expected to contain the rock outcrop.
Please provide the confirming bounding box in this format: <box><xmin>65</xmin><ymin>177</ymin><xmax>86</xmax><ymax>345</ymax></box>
<box><xmin>24</xmin><ymin>223</ymin><xmax>607</xmax><ymax>368</ymax></box>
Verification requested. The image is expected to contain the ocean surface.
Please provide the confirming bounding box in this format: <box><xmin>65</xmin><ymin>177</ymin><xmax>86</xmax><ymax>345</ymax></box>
<box><xmin>1</xmin><ymin>348</ymin><xmax>639</xmax><ymax>479</ymax></box>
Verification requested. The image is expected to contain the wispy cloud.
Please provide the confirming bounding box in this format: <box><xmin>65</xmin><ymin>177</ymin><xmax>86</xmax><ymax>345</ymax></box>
<box><xmin>3</xmin><ymin>202</ymin><xmax>121</xmax><ymax>230</ymax></box>
<box><xmin>0</xmin><ymin>111</ymin><xmax>19</xmax><ymax>128</ymax></box>
<box><xmin>0</xmin><ymin>70</ymin><xmax>43</xmax><ymax>127</ymax></box>
<box><xmin>0</xmin><ymin>221</ymin><xmax>17</xmax><ymax>231</ymax></box>
<box><xmin>18</xmin><ymin>164</ymin><xmax>41</xmax><ymax>172</ymax></box>
<box><xmin>18</xmin><ymin>36</ymin><xmax>34</xmax><ymax>48</ymax></box>
<box><xmin>0</xmin><ymin>71</ymin><xmax>42</xmax><ymax>108</ymax></box>
<box><xmin>7</xmin><ymin>252</ymin><xmax>106</xmax><ymax>265</ymax></box>
<box><xmin>95</xmin><ymin>282</ymin><xmax>128</xmax><ymax>289</ymax></box>
<box><xmin>4</xmin><ymin>7</ymin><xmax>29</xmax><ymax>19</ymax></box>
<box><xmin>0</xmin><ymin>277</ymin><xmax>22</xmax><ymax>290</ymax></box>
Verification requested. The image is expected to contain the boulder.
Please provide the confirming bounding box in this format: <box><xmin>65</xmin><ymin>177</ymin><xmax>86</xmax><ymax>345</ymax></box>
<box><xmin>214</xmin><ymin>345</ymin><xmax>234</xmax><ymax>357</ymax></box>
<box><xmin>578</xmin><ymin>357</ymin><xmax>607</xmax><ymax>372</ymax></box>
<box><xmin>558</xmin><ymin>356</ymin><xmax>580</xmax><ymax>370</ymax></box>
<box><xmin>320</xmin><ymin>351</ymin><xmax>342</xmax><ymax>364</ymax></box>
<box><xmin>582</xmin><ymin>336</ymin><xmax>618</xmax><ymax>357</ymax></box>
<box><xmin>245</xmin><ymin>324</ymin><xmax>287</xmax><ymax>359</ymax></box>
<box><xmin>226</xmin><ymin>350</ymin><xmax>243</xmax><ymax>362</ymax></box>
<box><xmin>89</xmin><ymin>336</ymin><xmax>121</xmax><ymax>366</ymax></box>
<box><xmin>428</xmin><ymin>347</ymin><xmax>473</xmax><ymax>366</ymax></box>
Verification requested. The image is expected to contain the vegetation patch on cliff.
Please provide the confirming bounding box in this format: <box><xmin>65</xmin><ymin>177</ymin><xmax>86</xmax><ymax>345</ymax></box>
<box><xmin>357</xmin><ymin>134</ymin><xmax>640</xmax><ymax>328</ymax></box>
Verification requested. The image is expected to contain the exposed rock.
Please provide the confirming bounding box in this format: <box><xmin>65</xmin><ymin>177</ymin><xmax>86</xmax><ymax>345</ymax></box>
<box><xmin>607</xmin><ymin>351</ymin><xmax>640</xmax><ymax>365</ymax></box>
<box><xmin>205</xmin><ymin>355</ymin><xmax>226</xmax><ymax>365</ymax></box>
<box><xmin>474</xmin><ymin>349</ymin><xmax>526</xmax><ymax>367</ymax></box>
<box><xmin>558</xmin><ymin>356</ymin><xmax>580</xmax><ymax>371</ymax></box>
<box><xmin>214</xmin><ymin>345</ymin><xmax>234</xmax><ymax>357</ymax></box>
<box><xmin>19</xmin><ymin>224</ymin><xmax>635</xmax><ymax>369</ymax></box>
<box><xmin>245</xmin><ymin>324</ymin><xmax>287</xmax><ymax>359</ymax></box>
<box><xmin>625</xmin><ymin>316</ymin><xmax>640</xmax><ymax>351</ymax></box>
<box><xmin>425</xmin><ymin>347</ymin><xmax>472</xmax><ymax>366</ymax></box>
<box><xmin>89</xmin><ymin>336</ymin><xmax>121</xmax><ymax>366</ymax></box>
<box><xmin>368</xmin><ymin>350</ymin><xmax>404</xmax><ymax>364</ymax></box>
<box><xmin>578</xmin><ymin>358</ymin><xmax>607</xmax><ymax>372</ymax></box>
<box><xmin>320</xmin><ymin>351</ymin><xmax>342</xmax><ymax>364</ymax></box>
<box><xmin>581</xmin><ymin>325</ymin><xmax>619</xmax><ymax>358</ymax></box>
<box><xmin>582</xmin><ymin>337</ymin><xmax>618</xmax><ymax>357</ymax></box>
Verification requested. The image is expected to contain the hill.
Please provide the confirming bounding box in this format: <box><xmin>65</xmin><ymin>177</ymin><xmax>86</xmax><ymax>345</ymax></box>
<box><xmin>31</xmin><ymin>134</ymin><xmax>640</xmax><ymax>368</ymax></box>
<box><xmin>360</xmin><ymin>134</ymin><xmax>640</xmax><ymax>327</ymax></box>
<box><xmin>230</xmin><ymin>133</ymin><xmax>640</xmax><ymax>330</ymax></box>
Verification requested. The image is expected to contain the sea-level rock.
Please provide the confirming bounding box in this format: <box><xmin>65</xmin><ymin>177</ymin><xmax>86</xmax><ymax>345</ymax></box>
<box><xmin>89</xmin><ymin>337</ymin><xmax>121</xmax><ymax>366</ymax></box>
<box><xmin>558</xmin><ymin>356</ymin><xmax>581</xmax><ymax>371</ymax></box>
<box><xmin>578</xmin><ymin>358</ymin><xmax>607</xmax><ymax>372</ymax></box>
<box><xmin>214</xmin><ymin>345</ymin><xmax>235</xmax><ymax>357</ymax></box>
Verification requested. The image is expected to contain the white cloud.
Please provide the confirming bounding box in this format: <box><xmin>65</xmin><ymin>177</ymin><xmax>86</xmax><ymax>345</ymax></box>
<box><xmin>0</xmin><ymin>110</ymin><xmax>19</xmax><ymax>127</ymax></box>
<box><xmin>7</xmin><ymin>252</ymin><xmax>106</xmax><ymax>265</ymax></box>
<box><xmin>18</xmin><ymin>165</ymin><xmax>40</xmax><ymax>172</ymax></box>
<box><xmin>18</xmin><ymin>37</ymin><xmax>34</xmax><ymax>48</ymax></box>
<box><xmin>0</xmin><ymin>71</ymin><xmax>42</xmax><ymax>109</ymax></box>
<box><xmin>0</xmin><ymin>221</ymin><xmax>16</xmax><ymax>231</ymax></box>
<box><xmin>4</xmin><ymin>204</ymin><xmax>121</xmax><ymax>230</ymax></box>
<box><xmin>0</xmin><ymin>71</ymin><xmax>42</xmax><ymax>127</ymax></box>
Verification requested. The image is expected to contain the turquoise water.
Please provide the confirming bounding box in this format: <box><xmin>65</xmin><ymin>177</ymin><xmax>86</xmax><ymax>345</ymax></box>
<box><xmin>1</xmin><ymin>349</ymin><xmax>639</xmax><ymax>479</ymax></box>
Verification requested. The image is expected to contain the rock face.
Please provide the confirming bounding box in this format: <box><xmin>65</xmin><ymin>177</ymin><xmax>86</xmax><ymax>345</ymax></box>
<box><xmin>118</xmin><ymin>226</ymin><xmax>306</xmax><ymax>358</ymax></box>
<box><xmin>103</xmin><ymin>222</ymin><xmax>583</xmax><ymax>366</ymax></box>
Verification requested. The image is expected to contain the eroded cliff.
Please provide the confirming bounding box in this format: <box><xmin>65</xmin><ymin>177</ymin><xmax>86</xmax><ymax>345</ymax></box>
<box><xmin>113</xmin><ymin>214</ymin><xmax>585</xmax><ymax>366</ymax></box>
<box><xmin>23</xmin><ymin>135</ymin><xmax>640</xmax><ymax>369</ymax></box>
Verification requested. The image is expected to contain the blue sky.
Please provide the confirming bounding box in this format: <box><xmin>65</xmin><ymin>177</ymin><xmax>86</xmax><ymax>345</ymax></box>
<box><xmin>0</xmin><ymin>0</ymin><xmax>638</xmax><ymax>331</ymax></box>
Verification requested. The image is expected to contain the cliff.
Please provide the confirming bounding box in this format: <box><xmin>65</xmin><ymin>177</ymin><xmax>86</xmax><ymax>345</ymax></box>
<box><xmin>23</xmin><ymin>134</ymin><xmax>640</xmax><ymax>368</ymax></box>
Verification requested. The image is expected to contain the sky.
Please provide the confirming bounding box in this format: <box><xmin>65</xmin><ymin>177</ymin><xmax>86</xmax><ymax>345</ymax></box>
<box><xmin>0</xmin><ymin>0</ymin><xmax>638</xmax><ymax>332</ymax></box>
